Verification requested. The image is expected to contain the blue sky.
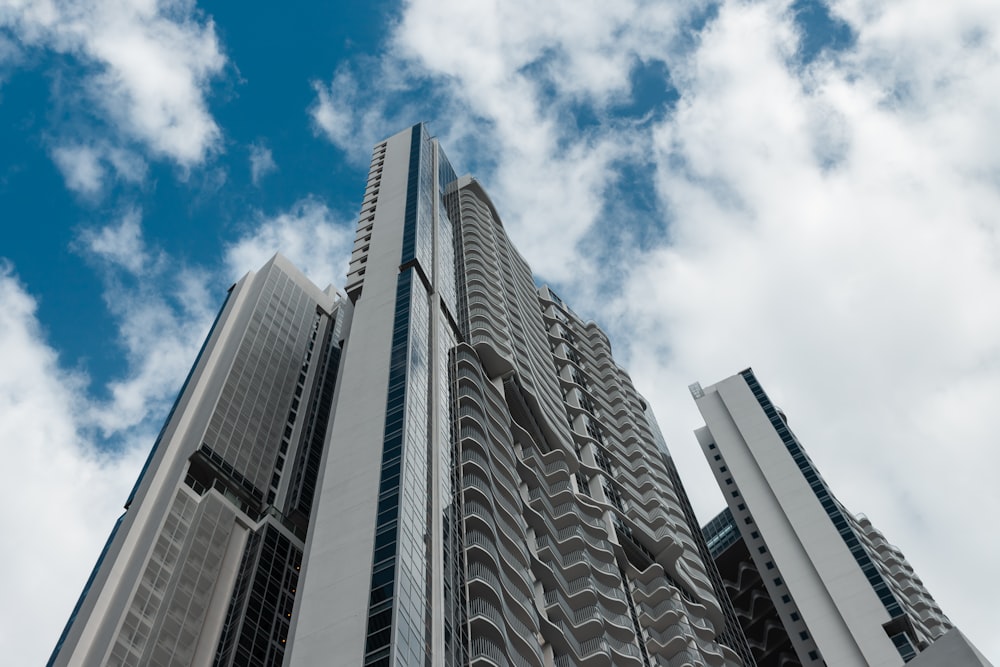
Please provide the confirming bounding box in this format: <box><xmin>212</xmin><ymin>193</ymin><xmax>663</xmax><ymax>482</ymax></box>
<box><xmin>2</xmin><ymin>0</ymin><xmax>999</xmax><ymax>662</ymax></box>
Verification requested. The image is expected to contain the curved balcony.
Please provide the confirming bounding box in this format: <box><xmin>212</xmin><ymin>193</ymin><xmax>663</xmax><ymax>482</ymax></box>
<box><xmin>464</xmin><ymin>499</ymin><xmax>527</xmax><ymax>559</ymax></box>
<box><xmin>542</xmin><ymin>589</ymin><xmax>635</xmax><ymax>644</ymax></box>
<box><xmin>533</xmin><ymin>525</ymin><xmax>614</xmax><ymax>567</ymax></box>
<box><xmin>462</xmin><ymin>458</ymin><xmax>524</xmax><ymax>527</ymax></box>
<box><xmin>468</xmin><ymin>594</ymin><xmax>544</xmax><ymax>667</ymax></box>
<box><xmin>533</xmin><ymin>541</ymin><xmax>619</xmax><ymax>585</ymax></box>
<box><xmin>546</xmin><ymin>619</ymin><xmax>644</xmax><ymax>667</ymax></box>
<box><xmin>531</xmin><ymin>550</ymin><xmax>622</xmax><ymax>612</ymax></box>
<box><xmin>467</xmin><ymin>565</ymin><xmax>540</xmax><ymax>645</ymax></box>
<box><xmin>523</xmin><ymin>488</ymin><xmax>605</xmax><ymax>535</ymax></box>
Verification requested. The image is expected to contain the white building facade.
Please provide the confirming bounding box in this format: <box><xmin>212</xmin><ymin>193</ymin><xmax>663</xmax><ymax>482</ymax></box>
<box><xmin>51</xmin><ymin>125</ymin><xmax>747</xmax><ymax>667</ymax></box>
<box><xmin>692</xmin><ymin>369</ymin><xmax>987</xmax><ymax>667</ymax></box>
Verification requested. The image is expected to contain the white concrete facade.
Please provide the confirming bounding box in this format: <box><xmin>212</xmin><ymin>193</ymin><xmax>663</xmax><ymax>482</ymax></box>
<box><xmin>693</xmin><ymin>370</ymin><xmax>980</xmax><ymax>667</ymax></box>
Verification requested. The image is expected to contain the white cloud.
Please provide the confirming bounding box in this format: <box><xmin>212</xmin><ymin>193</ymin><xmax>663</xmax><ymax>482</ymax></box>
<box><xmin>0</xmin><ymin>30</ymin><xmax>20</xmax><ymax>67</ymax></box>
<box><xmin>310</xmin><ymin>70</ymin><xmax>359</xmax><ymax>152</ymax></box>
<box><xmin>0</xmin><ymin>265</ymin><xmax>149</xmax><ymax>665</ymax></box>
<box><xmin>2</xmin><ymin>0</ymin><xmax>225</xmax><ymax>190</ymax></box>
<box><xmin>76</xmin><ymin>214</ymin><xmax>216</xmax><ymax>436</ymax></box>
<box><xmin>249</xmin><ymin>141</ymin><xmax>277</xmax><ymax>186</ymax></box>
<box><xmin>51</xmin><ymin>144</ymin><xmax>104</xmax><ymax>194</ymax></box>
<box><xmin>309</xmin><ymin>68</ymin><xmax>411</xmax><ymax>165</ymax></box>
<box><xmin>50</xmin><ymin>143</ymin><xmax>148</xmax><ymax>196</ymax></box>
<box><xmin>0</xmin><ymin>208</ymin><xmax>236</xmax><ymax>662</ymax></box>
<box><xmin>77</xmin><ymin>208</ymin><xmax>151</xmax><ymax>274</ymax></box>
<box><xmin>308</xmin><ymin>0</ymin><xmax>716</xmax><ymax>284</ymax></box>
<box><xmin>614</xmin><ymin>0</ymin><xmax>1000</xmax><ymax>657</ymax></box>
<box><xmin>225</xmin><ymin>197</ymin><xmax>354</xmax><ymax>289</ymax></box>
<box><xmin>105</xmin><ymin>145</ymin><xmax>149</xmax><ymax>184</ymax></box>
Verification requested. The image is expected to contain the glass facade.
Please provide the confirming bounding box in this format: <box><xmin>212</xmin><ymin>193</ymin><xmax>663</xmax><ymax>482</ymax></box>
<box><xmin>435</xmin><ymin>144</ymin><xmax>459</xmax><ymax>320</ymax></box>
<box><xmin>286</xmin><ymin>314</ymin><xmax>343</xmax><ymax>526</ymax></box>
<box><xmin>213</xmin><ymin>524</ymin><xmax>301</xmax><ymax>667</ymax></box>
<box><xmin>364</xmin><ymin>270</ymin><xmax>416</xmax><ymax>666</ymax></box>
<box><xmin>363</xmin><ymin>125</ymin><xmax>465</xmax><ymax>667</ymax></box>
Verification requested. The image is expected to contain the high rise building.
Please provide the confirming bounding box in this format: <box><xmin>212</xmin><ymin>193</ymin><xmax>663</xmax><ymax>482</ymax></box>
<box><xmin>691</xmin><ymin>369</ymin><xmax>990</xmax><ymax>667</ymax></box>
<box><xmin>49</xmin><ymin>254</ymin><xmax>349</xmax><ymax>667</ymax></box>
<box><xmin>51</xmin><ymin>124</ymin><xmax>748</xmax><ymax>667</ymax></box>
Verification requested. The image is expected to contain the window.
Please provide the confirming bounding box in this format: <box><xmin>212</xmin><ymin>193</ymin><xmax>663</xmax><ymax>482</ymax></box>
<box><xmin>720</xmin><ymin>466</ymin><xmax>728</xmax><ymax>472</ymax></box>
<box><xmin>773</xmin><ymin>577</ymin><xmax>783</xmax><ymax>586</ymax></box>
<box><xmin>744</xmin><ymin>517</ymin><xmax>753</xmax><ymax>525</ymax></box>
<box><xmin>808</xmin><ymin>651</ymin><xmax>819</xmax><ymax>660</ymax></box>
<box><xmin>724</xmin><ymin>477</ymin><xmax>733</xmax><ymax>485</ymax></box>
<box><xmin>731</xmin><ymin>491</ymin><xmax>740</xmax><ymax>498</ymax></box>
<box><xmin>737</xmin><ymin>503</ymin><xmax>746</xmax><ymax>510</ymax></box>
<box><xmin>799</xmin><ymin>631</ymin><xmax>810</xmax><ymax>641</ymax></box>
<box><xmin>765</xmin><ymin>561</ymin><xmax>774</xmax><ymax>570</ymax></box>
<box><xmin>713</xmin><ymin>454</ymin><xmax>721</xmax><ymax>461</ymax></box>
<box><xmin>781</xmin><ymin>594</ymin><xmax>790</xmax><ymax>604</ymax></box>
<box><xmin>750</xmin><ymin>531</ymin><xmax>759</xmax><ymax>539</ymax></box>
<box><xmin>790</xmin><ymin>612</ymin><xmax>800</xmax><ymax>622</ymax></box>
<box><xmin>708</xmin><ymin>443</ymin><xmax>716</xmax><ymax>450</ymax></box>
<box><xmin>757</xmin><ymin>546</ymin><xmax>766</xmax><ymax>553</ymax></box>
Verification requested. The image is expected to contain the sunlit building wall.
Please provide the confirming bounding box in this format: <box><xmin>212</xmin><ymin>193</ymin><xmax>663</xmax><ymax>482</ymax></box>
<box><xmin>692</xmin><ymin>369</ymin><xmax>986</xmax><ymax>667</ymax></box>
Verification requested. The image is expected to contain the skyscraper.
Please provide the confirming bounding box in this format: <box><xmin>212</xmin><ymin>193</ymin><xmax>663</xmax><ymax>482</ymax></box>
<box><xmin>49</xmin><ymin>254</ymin><xmax>348</xmax><ymax>667</ymax></box>
<box><xmin>691</xmin><ymin>369</ymin><xmax>990</xmax><ymax>667</ymax></box>
<box><xmin>51</xmin><ymin>125</ymin><xmax>746</xmax><ymax>666</ymax></box>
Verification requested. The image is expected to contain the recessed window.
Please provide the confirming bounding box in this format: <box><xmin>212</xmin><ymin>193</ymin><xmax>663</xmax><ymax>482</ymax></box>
<box><xmin>713</xmin><ymin>454</ymin><xmax>721</xmax><ymax>461</ymax></box>
<box><xmin>708</xmin><ymin>443</ymin><xmax>716</xmax><ymax>450</ymax></box>
<box><xmin>725</xmin><ymin>477</ymin><xmax>733</xmax><ymax>485</ymax></box>
<box><xmin>744</xmin><ymin>517</ymin><xmax>753</xmax><ymax>525</ymax></box>
<box><xmin>750</xmin><ymin>531</ymin><xmax>759</xmax><ymax>539</ymax></box>
<box><xmin>799</xmin><ymin>631</ymin><xmax>809</xmax><ymax>640</ymax></box>
<box><xmin>774</xmin><ymin>577</ymin><xmax>783</xmax><ymax>586</ymax></box>
<box><xmin>808</xmin><ymin>651</ymin><xmax>819</xmax><ymax>660</ymax></box>
<box><xmin>790</xmin><ymin>612</ymin><xmax>800</xmax><ymax>622</ymax></box>
<box><xmin>765</xmin><ymin>561</ymin><xmax>774</xmax><ymax>570</ymax></box>
<box><xmin>781</xmin><ymin>594</ymin><xmax>790</xmax><ymax>604</ymax></box>
<box><xmin>720</xmin><ymin>466</ymin><xmax>728</xmax><ymax>472</ymax></box>
<box><xmin>737</xmin><ymin>503</ymin><xmax>746</xmax><ymax>511</ymax></box>
<box><xmin>757</xmin><ymin>546</ymin><xmax>766</xmax><ymax>553</ymax></box>
<box><xmin>731</xmin><ymin>491</ymin><xmax>740</xmax><ymax>498</ymax></box>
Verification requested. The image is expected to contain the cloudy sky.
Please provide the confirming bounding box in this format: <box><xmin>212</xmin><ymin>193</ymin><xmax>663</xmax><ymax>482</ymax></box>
<box><xmin>2</xmin><ymin>0</ymin><xmax>998</xmax><ymax>662</ymax></box>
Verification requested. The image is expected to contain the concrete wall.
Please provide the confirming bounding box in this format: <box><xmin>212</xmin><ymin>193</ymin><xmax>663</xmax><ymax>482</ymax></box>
<box><xmin>287</xmin><ymin>126</ymin><xmax>413</xmax><ymax>665</ymax></box>
<box><xmin>696</xmin><ymin>374</ymin><xmax>902</xmax><ymax>667</ymax></box>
